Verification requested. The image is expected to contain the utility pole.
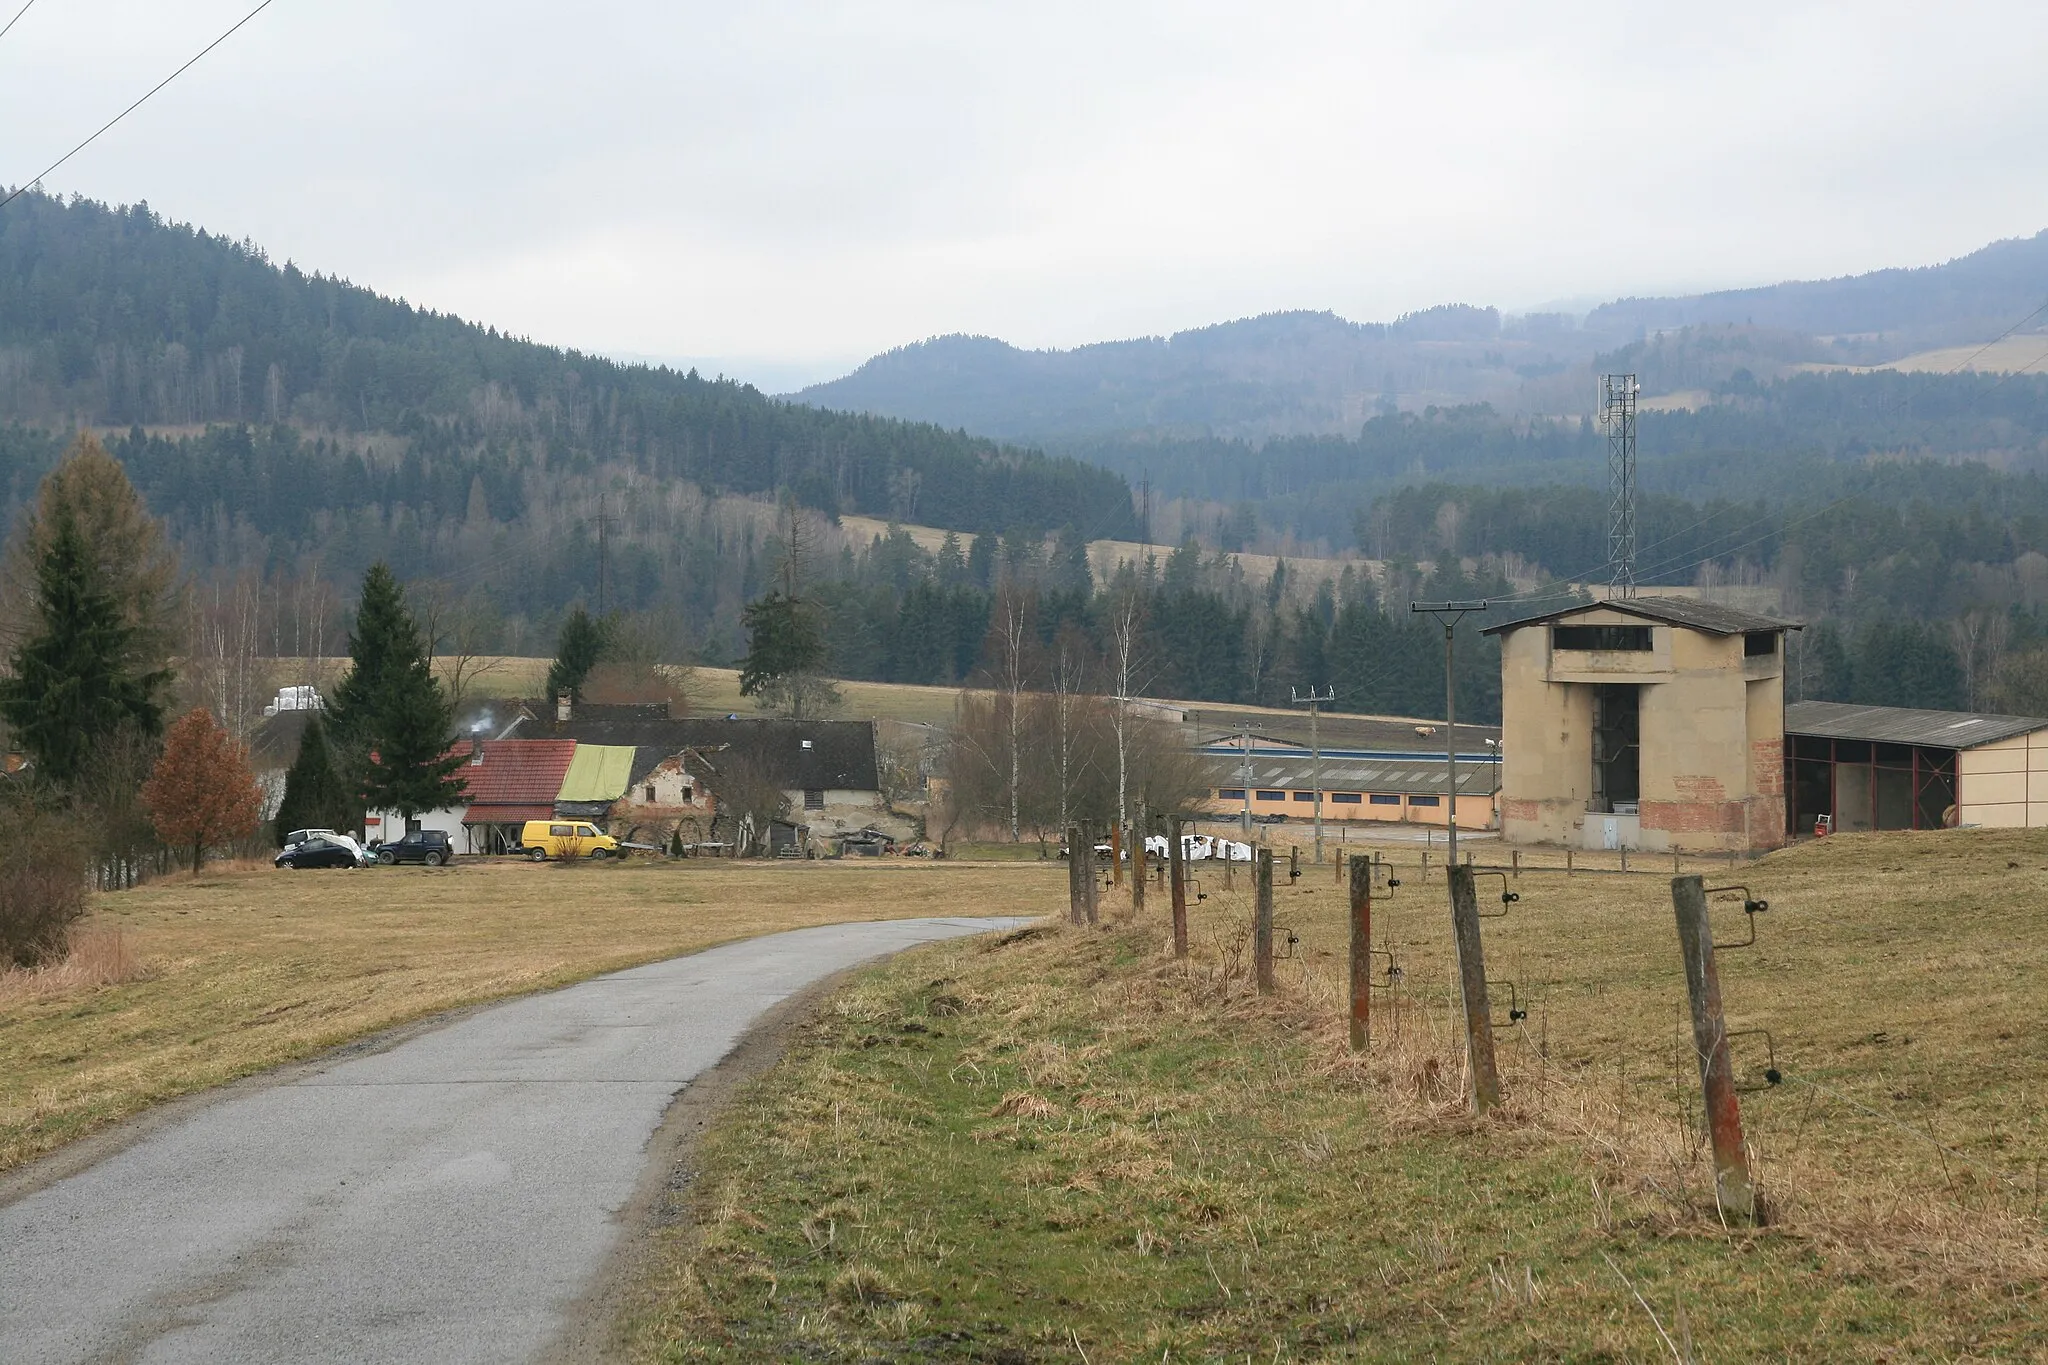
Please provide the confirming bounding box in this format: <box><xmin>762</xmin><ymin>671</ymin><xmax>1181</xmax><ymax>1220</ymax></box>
<box><xmin>1411</xmin><ymin>599</ymin><xmax>1498</xmax><ymax>1114</ymax></box>
<box><xmin>1292</xmin><ymin>685</ymin><xmax>1334</xmax><ymax>863</ymax></box>
<box><xmin>1238</xmin><ymin>730</ymin><xmax>1254</xmax><ymax>836</ymax></box>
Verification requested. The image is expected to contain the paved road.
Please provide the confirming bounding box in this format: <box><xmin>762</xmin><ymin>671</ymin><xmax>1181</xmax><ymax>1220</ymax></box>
<box><xmin>0</xmin><ymin>916</ymin><xmax>1027</xmax><ymax>1365</ymax></box>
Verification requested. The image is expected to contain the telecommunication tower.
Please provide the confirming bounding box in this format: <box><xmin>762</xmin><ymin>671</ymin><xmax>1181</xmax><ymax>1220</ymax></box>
<box><xmin>1599</xmin><ymin>373</ymin><xmax>1639</xmax><ymax>598</ymax></box>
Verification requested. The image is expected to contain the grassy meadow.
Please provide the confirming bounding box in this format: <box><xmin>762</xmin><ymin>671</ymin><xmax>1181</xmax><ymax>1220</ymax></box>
<box><xmin>629</xmin><ymin>828</ymin><xmax>2048</xmax><ymax>1361</ymax></box>
<box><xmin>0</xmin><ymin>857</ymin><xmax>1060</xmax><ymax>1175</ymax></box>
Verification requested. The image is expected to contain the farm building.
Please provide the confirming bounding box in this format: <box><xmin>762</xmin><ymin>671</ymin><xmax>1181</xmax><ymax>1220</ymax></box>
<box><xmin>1193</xmin><ymin>724</ymin><xmax>1502</xmax><ymax>830</ymax></box>
<box><xmin>1486</xmin><ymin>597</ymin><xmax>1801</xmax><ymax>854</ymax></box>
<box><xmin>501</xmin><ymin>702</ymin><xmax>898</xmax><ymax>842</ymax></box>
<box><xmin>1785</xmin><ymin>701</ymin><xmax>2048</xmax><ymax>832</ymax></box>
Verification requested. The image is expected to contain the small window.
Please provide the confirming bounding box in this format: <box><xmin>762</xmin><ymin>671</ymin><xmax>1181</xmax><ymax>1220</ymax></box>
<box><xmin>577</xmin><ymin>825</ymin><xmax>598</xmax><ymax>837</ymax></box>
<box><xmin>681</xmin><ymin>786</ymin><xmax>694</xmax><ymax>803</ymax></box>
<box><xmin>1218</xmin><ymin>788</ymin><xmax>1247</xmax><ymax>800</ymax></box>
<box><xmin>1369</xmin><ymin>793</ymin><xmax>1401</xmax><ymax>806</ymax></box>
<box><xmin>644</xmin><ymin>784</ymin><xmax>657</xmax><ymax>803</ymax></box>
<box><xmin>1554</xmin><ymin>624</ymin><xmax>1652</xmax><ymax>651</ymax></box>
<box><xmin>550</xmin><ymin>824</ymin><xmax>572</xmax><ymax>836</ymax></box>
<box><xmin>803</xmin><ymin>788</ymin><xmax>825</xmax><ymax>810</ymax></box>
<box><xmin>1256</xmin><ymin>790</ymin><xmax>1287</xmax><ymax>801</ymax></box>
<box><xmin>1291</xmin><ymin>791</ymin><xmax>1316</xmax><ymax>802</ymax></box>
<box><xmin>1331</xmin><ymin>792</ymin><xmax>1362</xmax><ymax>804</ymax></box>
<box><xmin>801</xmin><ymin>739</ymin><xmax>814</xmax><ymax>749</ymax></box>
<box><xmin>1408</xmin><ymin>794</ymin><xmax>1441</xmax><ymax>808</ymax></box>
<box><xmin>1744</xmin><ymin>630</ymin><xmax>1777</xmax><ymax>657</ymax></box>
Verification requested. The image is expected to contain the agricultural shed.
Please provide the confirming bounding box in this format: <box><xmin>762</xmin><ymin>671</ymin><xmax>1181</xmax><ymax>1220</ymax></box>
<box><xmin>1785</xmin><ymin>701</ymin><xmax>2048</xmax><ymax>832</ymax></box>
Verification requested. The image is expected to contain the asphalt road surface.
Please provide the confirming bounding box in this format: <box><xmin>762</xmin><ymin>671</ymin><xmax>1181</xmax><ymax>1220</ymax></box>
<box><xmin>1</xmin><ymin>915</ymin><xmax>1028</xmax><ymax>1365</ymax></box>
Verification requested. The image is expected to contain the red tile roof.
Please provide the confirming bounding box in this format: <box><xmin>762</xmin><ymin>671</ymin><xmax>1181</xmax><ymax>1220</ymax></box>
<box><xmin>457</xmin><ymin>740</ymin><xmax>578</xmax><ymax>818</ymax></box>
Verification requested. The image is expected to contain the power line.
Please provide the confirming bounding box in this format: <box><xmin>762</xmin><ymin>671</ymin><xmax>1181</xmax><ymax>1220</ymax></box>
<box><xmin>0</xmin><ymin>0</ymin><xmax>39</xmax><ymax>44</ymax></box>
<box><xmin>0</xmin><ymin>0</ymin><xmax>279</xmax><ymax>215</ymax></box>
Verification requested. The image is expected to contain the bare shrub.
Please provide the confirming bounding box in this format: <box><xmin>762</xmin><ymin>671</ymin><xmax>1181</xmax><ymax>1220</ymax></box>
<box><xmin>0</xmin><ymin>832</ymin><xmax>90</xmax><ymax>968</ymax></box>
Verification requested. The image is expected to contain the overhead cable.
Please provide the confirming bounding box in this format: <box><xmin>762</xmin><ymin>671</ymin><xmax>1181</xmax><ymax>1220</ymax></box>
<box><xmin>0</xmin><ymin>0</ymin><xmax>279</xmax><ymax>214</ymax></box>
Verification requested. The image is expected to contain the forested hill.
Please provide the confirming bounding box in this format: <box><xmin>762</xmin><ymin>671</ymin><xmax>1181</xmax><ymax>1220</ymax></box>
<box><xmin>788</xmin><ymin>230</ymin><xmax>2048</xmax><ymax>448</ymax></box>
<box><xmin>1586</xmin><ymin>229</ymin><xmax>2048</xmax><ymax>346</ymax></box>
<box><xmin>0</xmin><ymin>191</ymin><xmax>1134</xmax><ymax>539</ymax></box>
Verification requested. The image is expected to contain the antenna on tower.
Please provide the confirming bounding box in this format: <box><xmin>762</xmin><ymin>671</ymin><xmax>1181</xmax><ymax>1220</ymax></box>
<box><xmin>1599</xmin><ymin>373</ymin><xmax>1639</xmax><ymax>598</ymax></box>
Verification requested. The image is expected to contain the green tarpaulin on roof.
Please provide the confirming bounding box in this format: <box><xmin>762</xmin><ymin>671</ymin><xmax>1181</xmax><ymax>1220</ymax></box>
<box><xmin>555</xmin><ymin>744</ymin><xmax>637</xmax><ymax>802</ymax></box>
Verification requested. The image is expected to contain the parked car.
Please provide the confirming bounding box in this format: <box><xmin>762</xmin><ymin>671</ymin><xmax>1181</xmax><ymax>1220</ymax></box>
<box><xmin>276</xmin><ymin>834</ymin><xmax>365</xmax><ymax>870</ymax></box>
<box><xmin>516</xmin><ymin>819</ymin><xmax>622</xmax><ymax>861</ymax></box>
<box><xmin>374</xmin><ymin>829</ymin><xmax>455</xmax><ymax>866</ymax></box>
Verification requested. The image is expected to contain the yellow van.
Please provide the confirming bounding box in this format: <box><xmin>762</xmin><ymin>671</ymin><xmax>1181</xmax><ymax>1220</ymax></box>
<box><xmin>518</xmin><ymin>819</ymin><xmax>623</xmax><ymax>861</ymax></box>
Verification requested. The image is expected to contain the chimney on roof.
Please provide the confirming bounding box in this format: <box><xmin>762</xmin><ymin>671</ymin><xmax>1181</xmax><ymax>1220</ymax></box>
<box><xmin>556</xmin><ymin>694</ymin><xmax>571</xmax><ymax>723</ymax></box>
<box><xmin>469</xmin><ymin>735</ymin><xmax>485</xmax><ymax>765</ymax></box>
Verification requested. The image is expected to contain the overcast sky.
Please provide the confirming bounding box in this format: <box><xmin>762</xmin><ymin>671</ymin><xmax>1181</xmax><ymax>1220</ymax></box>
<box><xmin>5</xmin><ymin>1</ymin><xmax>2046</xmax><ymax>389</ymax></box>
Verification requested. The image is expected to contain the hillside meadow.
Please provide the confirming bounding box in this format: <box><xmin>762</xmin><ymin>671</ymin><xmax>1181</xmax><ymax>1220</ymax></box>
<box><xmin>628</xmin><ymin>828</ymin><xmax>2048</xmax><ymax>1361</ymax></box>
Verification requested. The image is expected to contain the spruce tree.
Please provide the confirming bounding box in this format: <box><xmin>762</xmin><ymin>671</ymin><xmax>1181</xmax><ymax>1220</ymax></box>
<box><xmin>0</xmin><ymin>511</ymin><xmax>167</xmax><ymax>788</ymax></box>
<box><xmin>545</xmin><ymin>607</ymin><xmax>609</xmax><ymax>703</ymax></box>
<box><xmin>330</xmin><ymin>563</ymin><xmax>467</xmax><ymax>822</ymax></box>
<box><xmin>272</xmin><ymin>712</ymin><xmax>354</xmax><ymax>843</ymax></box>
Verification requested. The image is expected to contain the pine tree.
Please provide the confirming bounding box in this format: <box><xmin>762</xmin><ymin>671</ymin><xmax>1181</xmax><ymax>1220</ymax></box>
<box><xmin>142</xmin><ymin>707</ymin><xmax>262</xmax><ymax>871</ymax></box>
<box><xmin>0</xmin><ymin>511</ymin><xmax>168</xmax><ymax>788</ymax></box>
<box><xmin>545</xmin><ymin>607</ymin><xmax>610</xmax><ymax>703</ymax></box>
<box><xmin>272</xmin><ymin>712</ymin><xmax>354</xmax><ymax>843</ymax></box>
<box><xmin>327</xmin><ymin>564</ymin><xmax>414</xmax><ymax>754</ymax></box>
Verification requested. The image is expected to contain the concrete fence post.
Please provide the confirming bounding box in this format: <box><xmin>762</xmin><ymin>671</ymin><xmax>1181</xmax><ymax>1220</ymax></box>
<box><xmin>1671</xmin><ymin>875</ymin><xmax>1758</xmax><ymax>1224</ymax></box>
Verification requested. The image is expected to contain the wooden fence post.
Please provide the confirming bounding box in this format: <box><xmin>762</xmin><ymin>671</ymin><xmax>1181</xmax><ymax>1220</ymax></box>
<box><xmin>1169</xmin><ymin>817</ymin><xmax>1189</xmax><ymax>958</ymax></box>
<box><xmin>1448</xmin><ymin>864</ymin><xmax>1501</xmax><ymax>1114</ymax></box>
<box><xmin>1131</xmin><ymin>822</ymin><xmax>1146</xmax><ymax>917</ymax></box>
<box><xmin>1066</xmin><ymin>824</ymin><xmax>1085</xmax><ymax>925</ymax></box>
<box><xmin>1254</xmin><ymin>847</ymin><xmax>1275</xmax><ymax>993</ymax></box>
<box><xmin>1082</xmin><ymin>822</ymin><xmax>1100</xmax><ymax>927</ymax></box>
<box><xmin>1672</xmin><ymin>874</ymin><xmax>1758</xmax><ymax>1224</ymax></box>
<box><xmin>1348</xmin><ymin>854</ymin><xmax>1371</xmax><ymax>1050</ymax></box>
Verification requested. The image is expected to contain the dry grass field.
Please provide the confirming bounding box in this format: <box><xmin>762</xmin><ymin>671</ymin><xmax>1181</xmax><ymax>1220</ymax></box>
<box><xmin>0</xmin><ymin>858</ymin><xmax>1061</xmax><ymax>1176</ymax></box>
<box><xmin>633</xmin><ymin>828</ymin><xmax>2048</xmax><ymax>1361</ymax></box>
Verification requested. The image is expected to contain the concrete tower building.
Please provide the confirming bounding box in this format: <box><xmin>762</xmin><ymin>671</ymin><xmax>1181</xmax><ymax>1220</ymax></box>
<box><xmin>1485</xmin><ymin>598</ymin><xmax>1800</xmax><ymax>854</ymax></box>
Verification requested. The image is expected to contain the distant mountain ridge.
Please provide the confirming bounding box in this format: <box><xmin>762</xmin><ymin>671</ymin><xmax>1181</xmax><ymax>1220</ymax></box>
<box><xmin>789</xmin><ymin>230</ymin><xmax>2048</xmax><ymax>445</ymax></box>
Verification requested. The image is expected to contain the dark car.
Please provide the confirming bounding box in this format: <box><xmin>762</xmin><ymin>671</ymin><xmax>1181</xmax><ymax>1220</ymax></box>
<box><xmin>275</xmin><ymin>835</ymin><xmax>363</xmax><ymax>870</ymax></box>
<box><xmin>374</xmin><ymin>829</ymin><xmax>455</xmax><ymax>866</ymax></box>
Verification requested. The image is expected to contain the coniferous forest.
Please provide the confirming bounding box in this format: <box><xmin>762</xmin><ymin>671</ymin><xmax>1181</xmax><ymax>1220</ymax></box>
<box><xmin>5</xmin><ymin>190</ymin><xmax>2048</xmax><ymax>725</ymax></box>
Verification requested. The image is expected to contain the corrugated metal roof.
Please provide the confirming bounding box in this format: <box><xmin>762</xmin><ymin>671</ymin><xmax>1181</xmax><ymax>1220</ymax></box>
<box><xmin>1785</xmin><ymin>701</ymin><xmax>2048</xmax><ymax>750</ymax></box>
<box><xmin>555</xmin><ymin>744</ymin><xmax>636</xmax><ymax>801</ymax></box>
<box><xmin>1486</xmin><ymin>595</ymin><xmax>1798</xmax><ymax>638</ymax></box>
<box><xmin>459</xmin><ymin>740</ymin><xmax>578</xmax><ymax>809</ymax></box>
<box><xmin>1202</xmin><ymin>753</ymin><xmax>1497</xmax><ymax>797</ymax></box>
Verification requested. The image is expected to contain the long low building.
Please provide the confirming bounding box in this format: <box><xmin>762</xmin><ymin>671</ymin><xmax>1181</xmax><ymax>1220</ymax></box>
<box><xmin>1194</xmin><ymin>728</ymin><xmax>1502</xmax><ymax>829</ymax></box>
<box><xmin>1785</xmin><ymin>701</ymin><xmax>2048</xmax><ymax>832</ymax></box>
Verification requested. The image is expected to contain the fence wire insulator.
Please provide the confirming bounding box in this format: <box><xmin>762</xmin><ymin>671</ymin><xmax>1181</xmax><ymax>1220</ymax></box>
<box><xmin>1475</xmin><ymin>870</ymin><xmax>1519</xmax><ymax>919</ymax></box>
<box><xmin>1367</xmin><ymin>948</ymin><xmax>1402</xmax><ymax>990</ymax></box>
<box><xmin>1704</xmin><ymin>885</ymin><xmax>1769</xmax><ymax>950</ymax></box>
<box><xmin>1725</xmin><ymin>1028</ymin><xmax>1783</xmax><ymax>1090</ymax></box>
<box><xmin>1487</xmin><ymin>979</ymin><xmax>1528</xmax><ymax>1025</ymax></box>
